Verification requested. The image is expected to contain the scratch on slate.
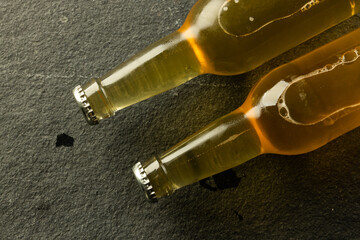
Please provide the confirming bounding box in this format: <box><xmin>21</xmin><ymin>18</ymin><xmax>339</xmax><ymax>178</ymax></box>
<box><xmin>234</xmin><ymin>210</ymin><xmax>244</xmax><ymax>222</ymax></box>
<box><xmin>1</xmin><ymin>70</ymin><xmax>89</xmax><ymax>80</ymax></box>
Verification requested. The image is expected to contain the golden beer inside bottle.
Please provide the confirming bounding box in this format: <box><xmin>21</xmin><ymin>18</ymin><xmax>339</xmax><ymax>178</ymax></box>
<box><xmin>218</xmin><ymin>0</ymin><xmax>323</xmax><ymax>37</ymax></box>
<box><xmin>76</xmin><ymin>0</ymin><xmax>359</xmax><ymax>123</ymax></box>
<box><xmin>278</xmin><ymin>47</ymin><xmax>360</xmax><ymax>126</ymax></box>
<box><xmin>253</xmin><ymin>43</ymin><xmax>360</xmax><ymax>154</ymax></box>
<box><xmin>140</xmin><ymin>29</ymin><xmax>360</xmax><ymax>199</ymax></box>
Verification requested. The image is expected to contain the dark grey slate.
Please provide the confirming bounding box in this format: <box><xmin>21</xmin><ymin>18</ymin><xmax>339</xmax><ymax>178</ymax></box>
<box><xmin>1</xmin><ymin>1</ymin><xmax>360</xmax><ymax>239</ymax></box>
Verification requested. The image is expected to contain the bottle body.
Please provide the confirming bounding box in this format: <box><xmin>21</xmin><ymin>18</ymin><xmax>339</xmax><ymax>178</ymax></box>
<box><xmin>139</xmin><ymin>111</ymin><xmax>262</xmax><ymax>198</ymax></box>
<box><xmin>75</xmin><ymin>32</ymin><xmax>202</xmax><ymax>123</ymax></box>
<box><xmin>73</xmin><ymin>0</ymin><xmax>359</xmax><ymax>124</ymax></box>
<box><xmin>250</xmin><ymin>29</ymin><xmax>360</xmax><ymax>154</ymax></box>
<box><xmin>134</xmin><ymin>28</ymin><xmax>360</xmax><ymax>201</ymax></box>
<box><xmin>182</xmin><ymin>0</ymin><xmax>359</xmax><ymax>74</ymax></box>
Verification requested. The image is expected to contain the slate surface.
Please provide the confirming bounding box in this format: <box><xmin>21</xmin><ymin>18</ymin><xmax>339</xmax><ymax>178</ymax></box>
<box><xmin>1</xmin><ymin>1</ymin><xmax>360</xmax><ymax>239</ymax></box>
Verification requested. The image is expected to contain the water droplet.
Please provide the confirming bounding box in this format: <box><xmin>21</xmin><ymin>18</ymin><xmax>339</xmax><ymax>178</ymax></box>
<box><xmin>325</xmin><ymin>64</ymin><xmax>334</xmax><ymax>71</ymax></box>
<box><xmin>343</xmin><ymin>50</ymin><xmax>358</xmax><ymax>62</ymax></box>
<box><xmin>323</xmin><ymin>117</ymin><xmax>335</xmax><ymax>126</ymax></box>
<box><xmin>223</xmin><ymin>6</ymin><xmax>228</xmax><ymax>11</ymax></box>
<box><xmin>280</xmin><ymin>107</ymin><xmax>288</xmax><ymax>117</ymax></box>
<box><xmin>355</xmin><ymin>46</ymin><xmax>360</xmax><ymax>54</ymax></box>
<box><xmin>301</xmin><ymin>0</ymin><xmax>322</xmax><ymax>12</ymax></box>
<box><xmin>60</xmin><ymin>16</ymin><xmax>68</xmax><ymax>23</ymax></box>
<box><xmin>249</xmin><ymin>16</ymin><xmax>255</xmax><ymax>22</ymax></box>
<box><xmin>234</xmin><ymin>0</ymin><xmax>239</xmax><ymax>3</ymax></box>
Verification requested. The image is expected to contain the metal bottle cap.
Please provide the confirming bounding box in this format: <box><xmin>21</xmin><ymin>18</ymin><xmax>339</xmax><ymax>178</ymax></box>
<box><xmin>132</xmin><ymin>162</ymin><xmax>157</xmax><ymax>202</ymax></box>
<box><xmin>73</xmin><ymin>85</ymin><xmax>99</xmax><ymax>125</ymax></box>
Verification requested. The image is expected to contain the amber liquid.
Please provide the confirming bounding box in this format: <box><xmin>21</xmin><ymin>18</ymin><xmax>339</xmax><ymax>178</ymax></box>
<box><xmin>251</xmin><ymin>31</ymin><xmax>360</xmax><ymax>155</ymax></box>
<box><xmin>80</xmin><ymin>0</ymin><xmax>359</xmax><ymax>121</ymax></box>
<box><xmin>142</xmin><ymin>29</ymin><xmax>360</xmax><ymax>198</ymax></box>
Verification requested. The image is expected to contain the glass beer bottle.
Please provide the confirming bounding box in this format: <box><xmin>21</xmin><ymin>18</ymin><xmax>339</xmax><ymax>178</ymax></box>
<box><xmin>73</xmin><ymin>0</ymin><xmax>359</xmax><ymax>124</ymax></box>
<box><xmin>133</xmin><ymin>28</ymin><xmax>360</xmax><ymax>201</ymax></box>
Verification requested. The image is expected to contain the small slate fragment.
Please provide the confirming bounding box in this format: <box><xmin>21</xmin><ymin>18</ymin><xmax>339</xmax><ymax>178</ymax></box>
<box><xmin>199</xmin><ymin>169</ymin><xmax>242</xmax><ymax>191</ymax></box>
<box><xmin>56</xmin><ymin>133</ymin><xmax>74</xmax><ymax>147</ymax></box>
<box><xmin>213</xmin><ymin>169</ymin><xmax>242</xmax><ymax>190</ymax></box>
<box><xmin>199</xmin><ymin>178</ymin><xmax>218</xmax><ymax>191</ymax></box>
<box><xmin>233</xmin><ymin>210</ymin><xmax>244</xmax><ymax>222</ymax></box>
<box><xmin>36</xmin><ymin>204</ymin><xmax>50</xmax><ymax>211</ymax></box>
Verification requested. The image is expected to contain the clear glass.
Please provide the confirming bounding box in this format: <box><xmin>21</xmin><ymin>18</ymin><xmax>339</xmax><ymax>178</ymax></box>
<box><xmin>141</xmin><ymin>28</ymin><xmax>360</xmax><ymax>198</ymax></box>
<box><xmin>75</xmin><ymin>0</ymin><xmax>359</xmax><ymax>121</ymax></box>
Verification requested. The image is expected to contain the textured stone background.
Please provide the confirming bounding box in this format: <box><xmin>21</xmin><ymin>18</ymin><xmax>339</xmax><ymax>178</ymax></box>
<box><xmin>1</xmin><ymin>0</ymin><xmax>360</xmax><ymax>239</ymax></box>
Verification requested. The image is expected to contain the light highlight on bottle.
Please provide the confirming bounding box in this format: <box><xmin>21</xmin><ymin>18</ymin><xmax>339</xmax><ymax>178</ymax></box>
<box><xmin>218</xmin><ymin>0</ymin><xmax>326</xmax><ymax>37</ymax></box>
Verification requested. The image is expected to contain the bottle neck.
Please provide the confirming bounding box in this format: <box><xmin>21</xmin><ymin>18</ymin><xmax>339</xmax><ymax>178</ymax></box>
<box><xmin>139</xmin><ymin>109</ymin><xmax>262</xmax><ymax>199</ymax></box>
<box><xmin>81</xmin><ymin>32</ymin><xmax>202</xmax><ymax>121</ymax></box>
